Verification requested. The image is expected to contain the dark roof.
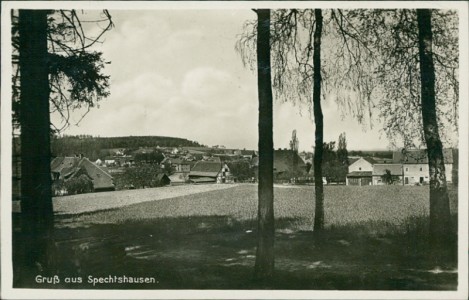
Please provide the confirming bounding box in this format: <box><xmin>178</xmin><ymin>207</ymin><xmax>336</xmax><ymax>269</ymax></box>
<box><xmin>78</xmin><ymin>158</ymin><xmax>114</xmax><ymax>190</ymax></box>
<box><xmin>51</xmin><ymin>157</ymin><xmax>114</xmax><ymax>190</ymax></box>
<box><xmin>372</xmin><ymin>164</ymin><xmax>403</xmax><ymax>176</ymax></box>
<box><xmin>170</xmin><ymin>158</ymin><xmax>188</xmax><ymax>165</ymax></box>
<box><xmin>51</xmin><ymin>157</ymin><xmax>80</xmax><ymax>173</ymax></box>
<box><xmin>346</xmin><ymin>171</ymin><xmax>372</xmax><ymax>178</ymax></box>
<box><xmin>155</xmin><ymin>173</ymin><xmax>171</xmax><ymax>183</ymax></box>
<box><xmin>362</xmin><ymin>157</ymin><xmax>376</xmax><ymax>164</ymax></box>
<box><xmin>189</xmin><ymin>161</ymin><xmax>221</xmax><ymax>178</ymax></box>
<box><xmin>241</xmin><ymin>150</ymin><xmax>256</xmax><ymax>156</ymax></box>
<box><xmin>371</xmin><ymin>157</ymin><xmax>393</xmax><ymax>164</ymax></box>
<box><xmin>274</xmin><ymin>150</ymin><xmax>306</xmax><ymax>173</ymax></box>
<box><xmin>206</xmin><ymin>156</ymin><xmax>221</xmax><ymax>163</ymax></box>
<box><xmin>190</xmin><ymin>177</ymin><xmax>216</xmax><ymax>183</ymax></box>
<box><xmin>392</xmin><ymin>149</ymin><xmax>453</xmax><ymax>164</ymax></box>
<box><xmin>348</xmin><ymin>156</ymin><xmax>376</xmax><ymax>166</ymax></box>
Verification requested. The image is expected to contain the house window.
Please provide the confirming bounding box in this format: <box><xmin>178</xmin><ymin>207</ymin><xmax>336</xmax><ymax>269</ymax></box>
<box><xmin>359</xmin><ymin>167</ymin><xmax>362</xmax><ymax>171</ymax></box>
<box><xmin>405</xmin><ymin>167</ymin><xmax>408</xmax><ymax>172</ymax></box>
<box><xmin>419</xmin><ymin>167</ymin><xmax>422</xmax><ymax>171</ymax></box>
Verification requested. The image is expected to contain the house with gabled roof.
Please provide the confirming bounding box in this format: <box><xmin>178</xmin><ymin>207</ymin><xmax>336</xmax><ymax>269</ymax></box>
<box><xmin>155</xmin><ymin>173</ymin><xmax>171</xmax><ymax>186</ymax></box>
<box><xmin>51</xmin><ymin>156</ymin><xmax>115</xmax><ymax>193</ymax></box>
<box><xmin>165</xmin><ymin>157</ymin><xmax>193</xmax><ymax>173</ymax></box>
<box><xmin>346</xmin><ymin>157</ymin><xmax>375</xmax><ymax>186</ymax></box>
<box><xmin>189</xmin><ymin>161</ymin><xmax>231</xmax><ymax>183</ymax></box>
<box><xmin>273</xmin><ymin>149</ymin><xmax>306</xmax><ymax>178</ymax></box>
<box><xmin>392</xmin><ymin>149</ymin><xmax>453</xmax><ymax>185</ymax></box>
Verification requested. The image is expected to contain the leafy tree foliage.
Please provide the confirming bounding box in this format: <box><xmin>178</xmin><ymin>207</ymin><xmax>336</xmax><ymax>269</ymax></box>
<box><xmin>336</xmin><ymin>9</ymin><xmax>458</xmax><ymax>247</ymax></box>
<box><xmin>134</xmin><ymin>151</ymin><xmax>165</xmax><ymax>165</ymax></box>
<box><xmin>114</xmin><ymin>165</ymin><xmax>168</xmax><ymax>190</ymax></box>
<box><xmin>320</xmin><ymin>141</ymin><xmax>347</xmax><ymax>183</ymax></box>
<box><xmin>13</xmin><ymin>9</ymin><xmax>114</xmax><ymax>281</ymax></box>
<box><xmin>337</xmin><ymin>132</ymin><xmax>349</xmax><ymax>166</ymax></box>
<box><xmin>12</xmin><ymin>10</ymin><xmax>114</xmax><ymax>132</ymax></box>
<box><xmin>227</xmin><ymin>160</ymin><xmax>253</xmax><ymax>182</ymax></box>
<box><xmin>49</xmin><ymin>135</ymin><xmax>202</xmax><ymax>160</ymax></box>
<box><xmin>335</xmin><ymin>9</ymin><xmax>458</xmax><ymax>148</ymax></box>
<box><xmin>63</xmin><ymin>174</ymin><xmax>94</xmax><ymax>195</ymax></box>
<box><xmin>381</xmin><ymin>169</ymin><xmax>398</xmax><ymax>185</ymax></box>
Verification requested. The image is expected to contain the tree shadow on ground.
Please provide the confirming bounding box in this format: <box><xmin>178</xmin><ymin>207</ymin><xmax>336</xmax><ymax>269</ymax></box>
<box><xmin>13</xmin><ymin>213</ymin><xmax>457</xmax><ymax>290</ymax></box>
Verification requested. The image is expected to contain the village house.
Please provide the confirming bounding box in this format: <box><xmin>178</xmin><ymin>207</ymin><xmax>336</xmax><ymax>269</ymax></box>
<box><xmin>273</xmin><ymin>149</ymin><xmax>306</xmax><ymax>177</ymax></box>
<box><xmin>169</xmin><ymin>158</ymin><xmax>192</xmax><ymax>172</ymax></box>
<box><xmin>51</xmin><ymin>156</ymin><xmax>115</xmax><ymax>194</ymax></box>
<box><xmin>346</xmin><ymin>149</ymin><xmax>454</xmax><ymax>186</ymax></box>
<box><xmin>189</xmin><ymin>161</ymin><xmax>232</xmax><ymax>183</ymax></box>
<box><xmin>240</xmin><ymin>149</ymin><xmax>257</xmax><ymax>160</ymax></box>
<box><xmin>346</xmin><ymin>157</ymin><xmax>375</xmax><ymax>186</ymax></box>
<box><xmin>154</xmin><ymin>173</ymin><xmax>171</xmax><ymax>187</ymax></box>
<box><xmin>392</xmin><ymin>149</ymin><xmax>453</xmax><ymax>185</ymax></box>
<box><xmin>250</xmin><ymin>150</ymin><xmax>306</xmax><ymax>182</ymax></box>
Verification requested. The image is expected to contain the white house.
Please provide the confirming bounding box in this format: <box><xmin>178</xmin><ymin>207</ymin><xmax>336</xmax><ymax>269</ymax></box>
<box><xmin>346</xmin><ymin>157</ymin><xmax>376</xmax><ymax>186</ymax></box>
<box><xmin>392</xmin><ymin>149</ymin><xmax>453</xmax><ymax>185</ymax></box>
<box><xmin>348</xmin><ymin>157</ymin><xmax>375</xmax><ymax>173</ymax></box>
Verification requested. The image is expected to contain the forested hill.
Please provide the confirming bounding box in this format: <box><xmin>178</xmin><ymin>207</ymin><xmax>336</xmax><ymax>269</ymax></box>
<box><xmin>49</xmin><ymin>135</ymin><xmax>202</xmax><ymax>160</ymax></box>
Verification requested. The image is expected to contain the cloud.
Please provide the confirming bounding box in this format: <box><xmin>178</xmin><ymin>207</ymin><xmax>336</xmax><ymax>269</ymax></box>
<box><xmin>60</xmin><ymin>10</ymin><xmax>388</xmax><ymax>151</ymax></box>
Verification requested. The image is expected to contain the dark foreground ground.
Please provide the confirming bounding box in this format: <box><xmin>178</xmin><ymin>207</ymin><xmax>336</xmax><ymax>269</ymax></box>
<box><xmin>13</xmin><ymin>185</ymin><xmax>458</xmax><ymax>290</ymax></box>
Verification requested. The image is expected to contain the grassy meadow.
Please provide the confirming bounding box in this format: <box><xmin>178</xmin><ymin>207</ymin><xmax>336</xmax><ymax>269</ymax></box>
<box><xmin>13</xmin><ymin>184</ymin><xmax>458</xmax><ymax>289</ymax></box>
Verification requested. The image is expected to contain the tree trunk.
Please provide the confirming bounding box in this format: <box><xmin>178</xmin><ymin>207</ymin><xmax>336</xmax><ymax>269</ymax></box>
<box><xmin>312</xmin><ymin>9</ymin><xmax>325</xmax><ymax>231</ymax></box>
<box><xmin>18</xmin><ymin>9</ymin><xmax>55</xmax><ymax>281</ymax></box>
<box><xmin>416</xmin><ymin>9</ymin><xmax>451</xmax><ymax>248</ymax></box>
<box><xmin>254</xmin><ymin>9</ymin><xmax>275</xmax><ymax>282</ymax></box>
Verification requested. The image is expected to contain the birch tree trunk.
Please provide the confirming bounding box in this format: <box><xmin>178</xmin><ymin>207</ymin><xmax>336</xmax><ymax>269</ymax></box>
<box><xmin>416</xmin><ymin>9</ymin><xmax>451</xmax><ymax>248</ymax></box>
<box><xmin>312</xmin><ymin>9</ymin><xmax>325</xmax><ymax>231</ymax></box>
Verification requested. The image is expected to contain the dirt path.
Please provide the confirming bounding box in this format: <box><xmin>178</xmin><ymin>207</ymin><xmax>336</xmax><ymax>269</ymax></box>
<box><xmin>12</xmin><ymin>184</ymin><xmax>240</xmax><ymax>215</ymax></box>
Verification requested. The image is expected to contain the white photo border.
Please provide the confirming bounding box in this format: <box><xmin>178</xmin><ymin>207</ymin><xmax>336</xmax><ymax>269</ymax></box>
<box><xmin>1</xmin><ymin>1</ymin><xmax>468</xmax><ymax>299</ymax></box>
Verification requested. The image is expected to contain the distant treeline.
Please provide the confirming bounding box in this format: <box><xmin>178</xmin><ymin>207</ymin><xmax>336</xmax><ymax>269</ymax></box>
<box><xmin>48</xmin><ymin>135</ymin><xmax>202</xmax><ymax>160</ymax></box>
<box><xmin>348</xmin><ymin>150</ymin><xmax>393</xmax><ymax>158</ymax></box>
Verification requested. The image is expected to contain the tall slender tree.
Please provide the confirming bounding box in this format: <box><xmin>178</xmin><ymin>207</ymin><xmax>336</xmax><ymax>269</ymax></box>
<box><xmin>289</xmin><ymin>129</ymin><xmax>299</xmax><ymax>173</ymax></box>
<box><xmin>18</xmin><ymin>9</ymin><xmax>55</xmax><ymax>278</ymax></box>
<box><xmin>253</xmin><ymin>9</ymin><xmax>275</xmax><ymax>282</ymax></box>
<box><xmin>312</xmin><ymin>9</ymin><xmax>325</xmax><ymax>230</ymax></box>
<box><xmin>334</xmin><ymin>9</ymin><xmax>458</xmax><ymax>246</ymax></box>
<box><xmin>13</xmin><ymin>9</ymin><xmax>113</xmax><ymax>283</ymax></box>
<box><xmin>337</xmin><ymin>132</ymin><xmax>349</xmax><ymax>167</ymax></box>
<box><xmin>416</xmin><ymin>9</ymin><xmax>451</xmax><ymax>247</ymax></box>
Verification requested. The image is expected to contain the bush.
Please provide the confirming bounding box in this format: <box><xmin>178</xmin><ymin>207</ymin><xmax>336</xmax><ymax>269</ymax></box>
<box><xmin>115</xmin><ymin>165</ymin><xmax>167</xmax><ymax>189</ymax></box>
<box><xmin>63</xmin><ymin>174</ymin><xmax>94</xmax><ymax>195</ymax></box>
<box><xmin>227</xmin><ymin>160</ymin><xmax>253</xmax><ymax>182</ymax></box>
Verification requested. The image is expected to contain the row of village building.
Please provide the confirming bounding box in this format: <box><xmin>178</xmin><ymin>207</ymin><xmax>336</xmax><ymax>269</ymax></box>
<box><xmin>345</xmin><ymin>149</ymin><xmax>455</xmax><ymax>186</ymax></box>
<box><xmin>12</xmin><ymin>148</ymin><xmax>454</xmax><ymax>198</ymax></box>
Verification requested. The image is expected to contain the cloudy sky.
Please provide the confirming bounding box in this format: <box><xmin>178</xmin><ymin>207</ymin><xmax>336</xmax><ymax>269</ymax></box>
<box><xmin>56</xmin><ymin>9</ymin><xmax>390</xmax><ymax>152</ymax></box>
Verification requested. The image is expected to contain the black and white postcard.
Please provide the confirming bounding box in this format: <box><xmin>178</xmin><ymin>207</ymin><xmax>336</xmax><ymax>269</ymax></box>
<box><xmin>1</xmin><ymin>1</ymin><xmax>468</xmax><ymax>299</ymax></box>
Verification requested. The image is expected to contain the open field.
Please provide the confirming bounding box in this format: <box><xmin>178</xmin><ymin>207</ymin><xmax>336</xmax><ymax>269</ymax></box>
<box><xmin>12</xmin><ymin>183</ymin><xmax>240</xmax><ymax>215</ymax></box>
<box><xmin>13</xmin><ymin>184</ymin><xmax>458</xmax><ymax>290</ymax></box>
